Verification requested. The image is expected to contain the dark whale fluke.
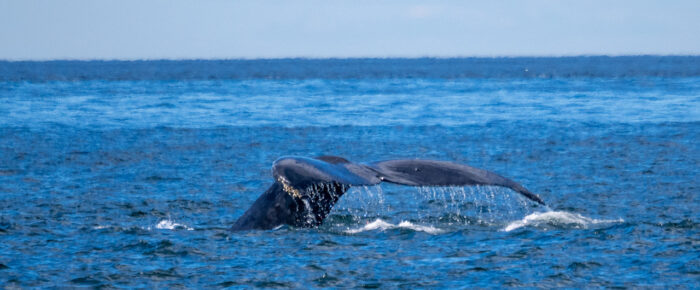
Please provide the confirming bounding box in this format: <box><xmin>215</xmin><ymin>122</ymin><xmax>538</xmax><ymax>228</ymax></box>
<box><xmin>231</xmin><ymin>156</ymin><xmax>545</xmax><ymax>231</ymax></box>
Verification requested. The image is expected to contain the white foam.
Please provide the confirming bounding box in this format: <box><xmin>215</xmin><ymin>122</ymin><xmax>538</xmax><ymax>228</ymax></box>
<box><xmin>503</xmin><ymin>211</ymin><xmax>623</xmax><ymax>232</ymax></box>
<box><xmin>155</xmin><ymin>219</ymin><xmax>194</xmax><ymax>231</ymax></box>
<box><xmin>92</xmin><ymin>220</ymin><xmax>194</xmax><ymax>231</ymax></box>
<box><xmin>345</xmin><ymin>219</ymin><xmax>443</xmax><ymax>234</ymax></box>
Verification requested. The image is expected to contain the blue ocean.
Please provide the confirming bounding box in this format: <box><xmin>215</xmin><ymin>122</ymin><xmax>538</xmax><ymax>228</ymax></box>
<box><xmin>0</xmin><ymin>57</ymin><xmax>698</xmax><ymax>287</ymax></box>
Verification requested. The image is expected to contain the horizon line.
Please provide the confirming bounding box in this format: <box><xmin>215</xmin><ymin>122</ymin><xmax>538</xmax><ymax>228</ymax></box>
<box><xmin>2</xmin><ymin>54</ymin><xmax>700</xmax><ymax>62</ymax></box>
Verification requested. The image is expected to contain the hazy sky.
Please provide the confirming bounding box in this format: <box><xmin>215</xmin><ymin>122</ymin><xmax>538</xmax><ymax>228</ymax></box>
<box><xmin>1</xmin><ymin>0</ymin><xmax>699</xmax><ymax>60</ymax></box>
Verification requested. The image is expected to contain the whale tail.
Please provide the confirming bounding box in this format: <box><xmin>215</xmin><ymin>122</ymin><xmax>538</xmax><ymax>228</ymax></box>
<box><xmin>231</xmin><ymin>156</ymin><xmax>545</xmax><ymax>231</ymax></box>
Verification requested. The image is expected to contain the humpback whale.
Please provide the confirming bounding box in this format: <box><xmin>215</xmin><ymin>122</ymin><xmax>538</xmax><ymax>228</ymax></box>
<box><xmin>231</xmin><ymin>156</ymin><xmax>545</xmax><ymax>231</ymax></box>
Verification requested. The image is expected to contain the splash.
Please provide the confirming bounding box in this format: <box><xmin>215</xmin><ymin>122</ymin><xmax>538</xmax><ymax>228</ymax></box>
<box><xmin>155</xmin><ymin>219</ymin><xmax>194</xmax><ymax>231</ymax></box>
<box><xmin>92</xmin><ymin>219</ymin><xmax>195</xmax><ymax>231</ymax></box>
<box><xmin>335</xmin><ymin>185</ymin><xmax>388</xmax><ymax>218</ymax></box>
<box><xmin>503</xmin><ymin>211</ymin><xmax>623</xmax><ymax>232</ymax></box>
<box><xmin>345</xmin><ymin>219</ymin><xmax>443</xmax><ymax>234</ymax></box>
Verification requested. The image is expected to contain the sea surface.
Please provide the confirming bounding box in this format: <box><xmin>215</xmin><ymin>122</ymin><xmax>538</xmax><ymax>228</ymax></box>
<box><xmin>0</xmin><ymin>57</ymin><xmax>698</xmax><ymax>287</ymax></box>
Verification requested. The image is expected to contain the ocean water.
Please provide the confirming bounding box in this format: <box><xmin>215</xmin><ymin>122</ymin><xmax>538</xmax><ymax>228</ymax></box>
<box><xmin>0</xmin><ymin>57</ymin><xmax>698</xmax><ymax>287</ymax></box>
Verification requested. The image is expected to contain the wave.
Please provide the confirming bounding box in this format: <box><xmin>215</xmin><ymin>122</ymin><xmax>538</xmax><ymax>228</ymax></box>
<box><xmin>345</xmin><ymin>219</ymin><xmax>443</xmax><ymax>234</ymax></box>
<box><xmin>92</xmin><ymin>219</ymin><xmax>194</xmax><ymax>231</ymax></box>
<box><xmin>154</xmin><ymin>219</ymin><xmax>194</xmax><ymax>231</ymax></box>
<box><xmin>502</xmin><ymin>211</ymin><xmax>623</xmax><ymax>232</ymax></box>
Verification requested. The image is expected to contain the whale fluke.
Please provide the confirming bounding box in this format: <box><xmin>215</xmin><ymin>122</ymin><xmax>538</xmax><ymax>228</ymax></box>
<box><xmin>368</xmin><ymin>159</ymin><xmax>546</xmax><ymax>206</ymax></box>
<box><xmin>231</xmin><ymin>156</ymin><xmax>545</xmax><ymax>231</ymax></box>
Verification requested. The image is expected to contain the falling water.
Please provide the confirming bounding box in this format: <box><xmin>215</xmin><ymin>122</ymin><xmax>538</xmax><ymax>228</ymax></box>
<box><xmin>332</xmin><ymin>184</ymin><xmax>541</xmax><ymax>231</ymax></box>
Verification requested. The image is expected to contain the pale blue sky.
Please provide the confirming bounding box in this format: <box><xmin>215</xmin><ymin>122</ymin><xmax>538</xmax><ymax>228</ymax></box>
<box><xmin>1</xmin><ymin>0</ymin><xmax>699</xmax><ymax>60</ymax></box>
